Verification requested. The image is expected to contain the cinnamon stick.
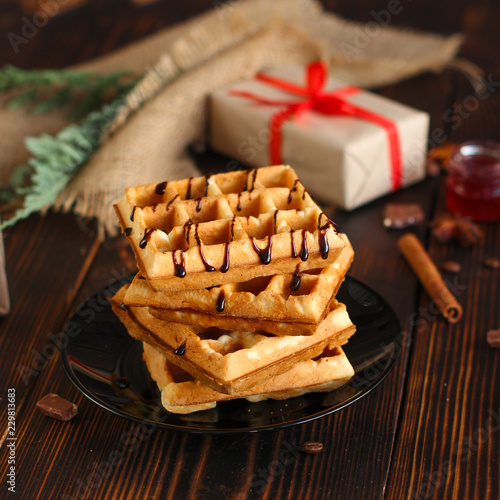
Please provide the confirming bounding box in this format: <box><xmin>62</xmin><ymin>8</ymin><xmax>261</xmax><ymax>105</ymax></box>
<box><xmin>398</xmin><ymin>234</ymin><xmax>463</xmax><ymax>323</ymax></box>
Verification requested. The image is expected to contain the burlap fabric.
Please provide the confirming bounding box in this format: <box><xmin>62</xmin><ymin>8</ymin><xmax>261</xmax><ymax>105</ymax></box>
<box><xmin>0</xmin><ymin>0</ymin><xmax>462</xmax><ymax>236</ymax></box>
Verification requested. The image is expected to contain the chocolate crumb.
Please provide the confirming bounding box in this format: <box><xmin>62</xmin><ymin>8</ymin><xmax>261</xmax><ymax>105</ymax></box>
<box><xmin>441</xmin><ymin>261</ymin><xmax>462</xmax><ymax>273</ymax></box>
<box><xmin>36</xmin><ymin>394</ymin><xmax>77</xmax><ymax>421</ymax></box>
<box><xmin>487</xmin><ymin>330</ymin><xmax>500</xmax><ymax>348</ymax></box>
<box><xmin>174</xmin><ymin>340</ymin><xmax>187</xmax><ymax>356</ymax></box>
<box><xmin>300</xmin><ymin>441</ymin><xmax>323</xmax><ymax>454</ymax></box>
<box><xmin>484</xmin><ymin>258</ymin><xmax>500</xmax><ymax>269</ymax></box>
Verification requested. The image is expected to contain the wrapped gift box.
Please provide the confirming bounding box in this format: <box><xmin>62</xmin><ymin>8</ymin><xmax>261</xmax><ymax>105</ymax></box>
<box><xmin>209</xmin><ymin>65</ymin><xmax>429</xmax><ymax>209</ymax></box>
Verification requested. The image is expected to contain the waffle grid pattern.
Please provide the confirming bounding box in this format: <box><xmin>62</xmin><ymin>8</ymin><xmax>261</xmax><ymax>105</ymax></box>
<box><xmin>114</xmin><ymin>166</ymin><xmax>346</xmax><ymax>291</ymax></box>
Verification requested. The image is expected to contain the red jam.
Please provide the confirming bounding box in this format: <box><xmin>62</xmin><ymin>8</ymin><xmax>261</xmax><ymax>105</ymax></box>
<box><xmin>446</xmin><ymin>141</ymin><xmax>500</xmax><ymax>221</ymax></box>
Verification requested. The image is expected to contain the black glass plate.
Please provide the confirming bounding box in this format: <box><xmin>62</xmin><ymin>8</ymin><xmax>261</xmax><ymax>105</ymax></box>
<box><xmin>61</xmin><ymin>276</ymin><xmax>402</xmax><ymax>434</ymax></box>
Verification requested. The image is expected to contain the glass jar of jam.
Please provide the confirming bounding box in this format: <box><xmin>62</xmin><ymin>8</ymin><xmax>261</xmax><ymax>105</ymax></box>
<box><xmin>446</xmin><ymin>140</ymin><xmax>500</xmax><ymax>221</ymax></box>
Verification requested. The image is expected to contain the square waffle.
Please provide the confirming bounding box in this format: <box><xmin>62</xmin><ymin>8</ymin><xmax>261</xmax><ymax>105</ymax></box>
<box><xmin>125</xmin><ymin>234</ymin><xmax>353</xmax><ymax>332</ymax></box>
<box><xmin>142</xmin><ymin>342</ymin><xmax>355</xmax><ymax>414</ymax></box>
<box><xmin>111</xmin><ymin>285</ymin><xmax>356</xmax><ymax>394</ymax></box>
<box><xmin>114</xmin><ymin>166</ymin><xmax>346</xmax><ymax>292</ymax></box>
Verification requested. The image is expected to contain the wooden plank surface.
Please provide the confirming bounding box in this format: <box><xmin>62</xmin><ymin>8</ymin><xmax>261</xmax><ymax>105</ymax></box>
<box><xmin>386</xmin><ymin>75</ymin><xmax>500</xmax><ymax>500</ymax></box>
<box><xmin>0</xmin><ymin>1</ymin><xmax>499</xmax><ymax>499</ymax></box>
<box><xmin>0</xmin><ymin>214</ymin><xmax>98</xmax><ymax>436</ymax></box>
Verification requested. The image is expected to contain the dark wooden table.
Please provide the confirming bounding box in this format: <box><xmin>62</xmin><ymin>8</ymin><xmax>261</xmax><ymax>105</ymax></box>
<box><xmin>1</xmin><ymin>1</ymin><xmax>499</xmax><ymax>499</ymax></box>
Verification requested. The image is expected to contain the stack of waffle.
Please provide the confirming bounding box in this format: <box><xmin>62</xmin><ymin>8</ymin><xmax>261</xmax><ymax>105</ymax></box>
<box><xmin>111</xmin><ymin>166</ymin><xmax>356</xmax><ymax>414</ymax></box>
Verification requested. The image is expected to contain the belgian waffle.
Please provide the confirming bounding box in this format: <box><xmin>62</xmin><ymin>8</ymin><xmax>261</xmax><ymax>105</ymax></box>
<box><xmin>111</xmin><ymin>285</ymin><xmax>356</xmax><ymax>394</ymax></box>
<box><xmin>114</xmin><ymin>166</ymin><xmax>346</xmax><ymax>292</ymax></box>
<box><xmin>126</xmin><ymin>234</ymin><xmax>353</xmax><ymax>330</ymax></box>
<box><xmin>142</xmin><ymin>342</ymin><xmax>355</xmax><ymax>414</ymax></box>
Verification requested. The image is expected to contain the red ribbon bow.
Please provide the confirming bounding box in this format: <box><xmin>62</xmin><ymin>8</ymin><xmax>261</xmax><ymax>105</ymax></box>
<box><xmin>230</xmin><ymin>61</ymin><xmax>402</xmax><ymax>191</ymax></box>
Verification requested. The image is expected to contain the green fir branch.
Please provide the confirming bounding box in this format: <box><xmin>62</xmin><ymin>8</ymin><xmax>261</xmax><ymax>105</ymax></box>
<box><xmin>1</xmin><ymin>98</ymin><xmax>126</xmax><ymax>230</ymax></box>
<box><xmin>0</xmin><ymin>65</ymin><xmax>137</xmax><ymax>119</ymax></box>
<box><xmin>0</xmin><ymin>65</ymin><xmax>141</xmax><ymax>228</ymax></box>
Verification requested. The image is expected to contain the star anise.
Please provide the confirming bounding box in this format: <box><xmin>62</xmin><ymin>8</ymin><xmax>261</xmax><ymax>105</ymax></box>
<box><xmin>430</xmin><ymin>213</ymin><xmax>482</xmax><ymax>246</ymax></box>
<box><xmin>426</xmin><ymin>142</ymin><xmax>457</xmax><ymax>175</ymax></box>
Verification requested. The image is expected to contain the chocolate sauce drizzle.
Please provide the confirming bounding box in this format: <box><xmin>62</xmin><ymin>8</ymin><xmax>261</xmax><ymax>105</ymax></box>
<box><xmin>186</xmin><ymin>177</ymin><xmax>193</xmax><ymax>200</ymax></box>
<box><xmin>174</xmin><ymin>340</ymin><xmax>186</xmax><ymax>356</ymax></box>
<box><xmin>273</xmin><ymin>210</ymin><xmax>279</xmax><ymax>234</ymax></box>
<box><xmin>318</xmin><ymin>226</ymin><xmax>329</xmax><ymax>260</ymax></box>
<box><xmin>230</xmin><ymin>217</ymin><xmax>236</xmax><ymax>239</ymax></box>
<box><xmin>204</xmin><ymin>175</ymin><xmax>211</xmax><ymax>197</ymax></box>
<box><xmin>124</xmin><ymin>227</ymin><xmax>132</xmax><ymax>236</ymax></box>
<box><xmin>237</xmin><ymin>193</ymin><xmax>242</xmax><ymax>211</ymax></box>
<box><xmin>183</xmin><ymin>220</ymin><xmax>192</xmax><ymax>245</ymax></box>
<box><xmin>317</xmin><ymin>214</ymin><xmax>330</xmax><ymax>260</ymax></box>
<box><xmin>243</xmin><ymin>169</ymin><xmax>258</xmax><ymax>192</ymax></box>
<box><xmin>299</xmin><ymin>229</ymin><xmax>309</xmax><ymax>261</ymax></box>
<box><xmin>221</xmin><ymin>244</ymin><xmax>230</xmax><ymax>273</ymax></box>
<box><xmin>195</xmin><ymin>224</ymin><xmax>215</xmax><ymax>272</ymax></box>
<box><xmin>290</xmin><ymin>264</ymin><xmax>301</xmax><ymax>291</ymax></box>
<box><xmin>173</xmin><ymin>250</ymin><xmax>186</xmax><ymax>278</ymax></box>
<box><xmin>155</xmin><ymin>181</ymin><xmax>167</xmax><ymax>195</ymax></box>
<box><xmin>152</xmin><ymin>204</ymin><xmax>158</xmax><ymax>212</ymax></box>
<box><xmin>216</xmin><ymin>290</ymin><xmax>226</xmax><ymax>312</ymax></box>
<box><xmin>317</xmin><ymin>213</ymin><xmax>325</xmax><ymax>229</ymax></box>
<box><xmin>249</xmin><ymin>169</ymin><xmax>257</xmax><ymax>192</ymax></box>
<box><xmin>243</xmin><ymin>170</ymin><xmax>250</xmax><ymax>191</ymax></box>
<box><xmin>139</xmin><ymin>229</ymin><xmax>156</xmax><ymax>249</ymax></box>
<box><xmin>195</xmin><ymin>198</ymin><xmax>202</xmax><ymax>212</ymax></box>
<box><xmin>130</xmin><ymin>206</ymin><xmax>137</xmax><ymax>222</ymax></box>
<box><xmin>288</xmin><ymin>179</ymin><xmax>300</xmax><ymax>204</ymax></box>
<box><xmin>318</xmin><ymin>213</ymin><xmax>340</xmax><ymax>233</ymax></box>
<box><xmin>251</xmin><ymin>236</ymin><xmax>272</xmax><ymax>264</ymax></box>
<box><xmin>316</xmin><ymin>213</ymin><xmax>340</xmax><ymax>260</ymax></box>
<box><xmin>166</xmin><ymin>194</ymin><xmax>179</xmax><ymax>209</ymax></box>
<box><xmin>220</xmin><ymin>218</ymin><xmax>235</xmax><ymax>273</ymax></box>
<box><xmin>119</xmin><ymin>302</ymin><xmax>129</xmax><ymax>310</ymax></box>
<box><xmin>290</xmin><ymin>229</ymin><xmax>297</xmax><ymax>258</ymax></box>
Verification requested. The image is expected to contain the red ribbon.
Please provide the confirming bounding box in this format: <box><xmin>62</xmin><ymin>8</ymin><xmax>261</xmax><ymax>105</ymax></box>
<box><xmin>230</xmin><ymin>61</ymin><xmax>402</xmax><ymax>191</ymax></box>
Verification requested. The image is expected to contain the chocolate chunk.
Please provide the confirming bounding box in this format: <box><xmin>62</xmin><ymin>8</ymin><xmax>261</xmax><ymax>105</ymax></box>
<box><xmin>487</xmin><ymin>330</ymin><xmax>500</xmax><ymax>348</ymax></box>
<box><xmin>441</xmin><ymin>261</ymin><xmax>462</xmax><ymax>273</ymax></box>
<box><xmin>383</xmin><ymin>203</ymin><xmax>424</xmax><ymax>229</ymax></box>
<box><xmin>36</xmin><ymin>394</ymin><xmax>78</xmax><ymax>421</ymax></box>
<box><xmin>300</xmin><ymin>441</ymin><xmax>324</xmax><ymax>454</ymax></box>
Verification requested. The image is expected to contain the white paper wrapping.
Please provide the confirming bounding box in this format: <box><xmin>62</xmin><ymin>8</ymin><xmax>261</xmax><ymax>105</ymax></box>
<box><xmin>209</xmin><ymin>66</ymin><xmax>429</xmax><ymax>209</ymax></box>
